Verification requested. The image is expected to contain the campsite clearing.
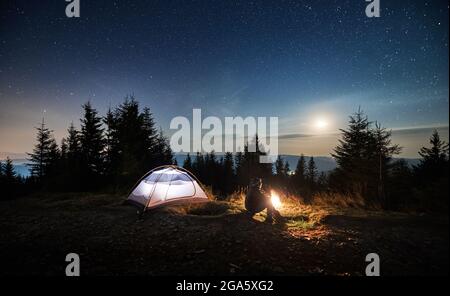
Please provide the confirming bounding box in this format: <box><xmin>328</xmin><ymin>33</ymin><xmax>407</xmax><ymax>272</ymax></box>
<box><xmin>0</xmin><ymin>193</ymin><xmax>448</xmax><ymax>275</ymax></box>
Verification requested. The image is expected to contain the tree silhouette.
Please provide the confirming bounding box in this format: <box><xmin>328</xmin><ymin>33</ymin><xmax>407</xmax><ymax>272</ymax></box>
<box><xmin>3</xmin><ymin>157</ymin><xmax>16</xmax><ymax>181</ymax></box>
<box><xmin>317</xmin><ymin>172</ymin><xmax>328</xmax><ymax>189</ymax></box>
<box><xmin>275</xmin><ymin>155</ymin><xmax>285</xmax><ymax>176</ymax></box>
<box><xmin>183</xmin><ymin>153</ymin><xmax>193</xmax><ymax>172</ymax></box>
<box><xmin>80</xmin><ymin>102</ymin><xmax>105</xmax><ymax>182</ymax></box>
<box><xmin>294</xmin><ymin>154</ymin><xmax>307</xmax><ymax>194</ymax></box>
<box><xmin>101</xmin><ymin>97</ymin><xmax>172</xmax><ymax>187</ymax></box>
<box><xmin>331</xmin><ymin>108</ymin><xmax>401</xmax><ymax>208</ymax></box>
<box><xmin>236</xmin><ymin>135</ymin><xmax>272</xmax><ymax>188</ymax></box>
<box><xmin>58</xmin><ymin>123</ymin><xmax>82</xmax><ymax>190</ymax></box>
<box><xmin>104</xmin><ymin>107</ymin><xmax>121</xmax><ymax>180</ymax></box>
<box><xmin>413</xmin><ymin>130</ymin><xmax>449</xmax><ymax>210</ymax></box>
<box><xmin>307</xmin><ymin>157</ymin><xmax>317</xmax><ymax>186</ymax></box>
<box><xmin>221</xmin><ymin>152</ymin><xmax>235</xmax><ymax>195</ymax></box>
<box><xmin>416</xmin><ymin>130</ymin><xmax>449</xmax><ymax>176</ymax></box>
<box><xmin>27</xmin><ymin>118</ymin><xmax>59</xmax><ymax>181</ymax></box>
<box><xmin>306</xmin><ymin>156</ymin><xmax>318</xmax><ymax>197</ymax></box>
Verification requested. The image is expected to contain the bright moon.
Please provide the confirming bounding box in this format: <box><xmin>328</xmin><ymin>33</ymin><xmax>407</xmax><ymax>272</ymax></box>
<box><xmin>314</xmin><ymin>118</ymin><xmax>329</xmax><ymax>129</ymax></box>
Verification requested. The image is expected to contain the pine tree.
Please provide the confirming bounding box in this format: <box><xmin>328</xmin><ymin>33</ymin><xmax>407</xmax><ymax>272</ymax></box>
<box><xmin>234</xmin><ymin>151</ymin><xmax>245</xmax><ymax>188</ymax></box>
<box><xmin>2</xmin><ymin>157</ymin><xmax>18</xmax><ymax>196</ymax></box>
<box><xmin>370</xmin><ymin>122</ymin><xmax>401</xmax><ymax>207</ymax></box>
<box><xmin>331</xmin><ymin>109</ymin><xmax>401</xmax><ymax>207</ymax></box>
<box><xmin>27</xmin><ymin>118</ymin><xmax>59</xmax><ymax>180</ymax></box>
<box><xmin>67</xmin><ymin>122</ymin><xmax>81</xmax><ymax>158</ymax></box>
<box><xmin>307</xmin><ymin>157</ymin><xmax>317</xmax><ymax>189</ymax></box>
<box><xmin>412</xmin><ymin>130</ymin><xmax>450</xmax><ymax>210</ymax></box>
<box><xmin>317</xmin><ymin>172</ymin><xmax>327</xmax><ymax>189</ymax></box>
<box><xmin>221</xmin><ymin>152</ymin><xmax>235</xmax><ymax>195</ymax></box>
<box><xmin>331</xmin><ymin>108</ymin><xmax>371</xmax><ymax>186</ymax></box>
<box><xmin>111</xmin><ymin>97</ymin><xmax>163</xmax><ymax>181</ymax></box>
<box><xmin>417</xmin><ymin>130</ymin><xmax>449</xmax><ymax>173</ymax></box>
<box><xmin>46</xmin><ymin>138</ymin><xmax>60</xmax><ymax>177</ymax></box>
<box><xmin>80</xmin><ymin>102</ymin><xmax>105</xmax><ymax>177</ymax></box>
<box><xmin>60</xmin><ymin>138</ymin><xmax>68</xmax><ymax>160</ymax></box>
<box><xmin>4</xmin><ymin>157</ymin><xmax>16</xmax><ymax>181</ymax></box>
<box><xmin>275</xmin><ymin>155</ymin><xmax>285</xmax><ymax>176</ymax></box>
<box><xmin>183</xmin><ymin>153</ymin><xmax>193</xmax><ymax>171</ymax></box>
<box><xmin>60</xmin><ymin>123</ymin><xmax>82</xmax><ymax>189</ymax></box>
<box><xmin>294</xmin><ymin>154</ymin><xmax>307</xmax><ymax>192</ymax></box>
<box><xmin>142</xmin><ymin>107</ymin><xmax>158</xmax><ymax>160</ymax></box>
<box><xmin>274</xmin><ymin>155</ymin><xmax>289</xmax><ymax>188</ymax></box>
<box><xmin>239</xmin><ymin>135</ymin><xmax>272</xmax><ymax>187</ymax></box>
<box><xmin>283</xmin><ymin>160</ymin><xmax>290</xmax><ymax>176</ymax></box>
<box><xmin>154</xmin><ymin>128</ymin><xmax>174</xmax><ymax>166</ymax></box>
<box><xmin>415</xmin><ymin>130</ymin><xmax>449</xmax><ymax>186</ymax></box>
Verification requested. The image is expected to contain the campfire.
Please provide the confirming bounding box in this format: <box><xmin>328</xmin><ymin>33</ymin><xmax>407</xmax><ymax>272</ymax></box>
<box><xmin>270</xmin><ymin>190</ymin><xmax>282</xmax><ymax>209</ymax></box>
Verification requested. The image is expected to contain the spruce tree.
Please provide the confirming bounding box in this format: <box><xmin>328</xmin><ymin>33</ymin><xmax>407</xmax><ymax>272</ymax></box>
<box><xmin>294</xmin><ymin>154</ymin><xmax>307</xmax><ymax>192</ymax></box>
<box><xmin>417</xmin><ymin>130</ymin><xmax>449</xmax><ymax>174</ymax></box>
<box><xmin>275</xmin><ymin>155</ymin><xmax>285</xmax><ymax>176</ymax></box>
<box><xmin>221</xmin><ymin>152</ymin><xmax>235</xmax><ymax>194</ymax></box>
<box><xmin>414</xmin><ymin>130</ymin><xmax>449</xmax><ymax>194</ymax></box>
<box><xmin>142</xmin><ymin>107</ymin><xmax>158</xmax><ymax>162</ymax></box>
<box><xmin>283</xmin><ymin>160</ymin><xmax>290</xmax><ymax>176</ymax></box>
<box><xmin>331</xmin><ymin>108</ymin><xmax>371</xmax><ymax>185</ymax></box>
<box><xmin>4</xmin><ymin>157</ymin><xmax>16</xmax><ymax>181</ymax></box>
<box><xmin>80</xmin><ymin>102</ymin><xmax>105</xmax><ymax>178</ymax></box>
<box><xmin>332</xmin><ymin>109</ymin><xmax>401</xmax><ymax>206</ymax></box>
<box><xmin>27</xmin><ymin>118</ymin><xmax>59</xmax><ymax>180</ymax></box>
<box><xmin>234</xmin><ymin>151</ymin><xmax>245</xmax><ymax>188</ymax></box>
<box><xmin>307</xmin><ymin>157</ymin><xmax>317</xmax><ymax>189</ymax></box>
<box><xmin>67</xmin><ymin>122</ymin><xmax>81</xmax><ymax>159</ymax></box>
<box><xmin>103</xmin><ymin>107</ymin><xmax>121</xmax><ymax>180</ymax></box>
<box><xmin>317</xmin><ymin>172</ymin><xmax>327</xmax><ymax>189</ymax></box>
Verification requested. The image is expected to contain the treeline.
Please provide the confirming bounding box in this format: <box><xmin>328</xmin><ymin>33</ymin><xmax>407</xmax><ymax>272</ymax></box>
<box><xmin>13</xmin><ymin>96</ymin><xmax>173</xmax><ymax>192</ymax></box>
<box><xmin>182</xmin><ymin>136</ymin><xmax>273</xmax><ymax>197</ymax></box>
<box><xmin>180</xmin><ymin>109</ymin><xmax>449</xmax><ymax>211</ymax></box>
<box><xmin>329</xmin><ymin>109</ymin><xmax>448</xmax><ymax>211</ymax></box>
<box><xmin>1</xmin><ymin>101</ymin><xmax>448</xmax><ymax>212</ymax></box>
<box><xmin>0</xmin><ymin>157</ymin><xmax>31</xmax><ymax>196</ymax></box>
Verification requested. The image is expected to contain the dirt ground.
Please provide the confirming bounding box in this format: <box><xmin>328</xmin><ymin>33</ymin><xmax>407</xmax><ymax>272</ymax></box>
<box><xmin>0</xmin><ymin>193</ymin><xmax>448</xmax><ymax>276</ymax></box>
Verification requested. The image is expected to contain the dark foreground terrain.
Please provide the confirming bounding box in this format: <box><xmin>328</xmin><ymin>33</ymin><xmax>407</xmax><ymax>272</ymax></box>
<box><xmin>0</xmin><ymin>193</ymin><xmax>448</xmax><ymax>276</ymax></box>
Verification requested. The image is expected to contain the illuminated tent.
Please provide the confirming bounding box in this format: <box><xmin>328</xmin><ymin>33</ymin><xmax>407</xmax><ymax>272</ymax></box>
<box><xmin>126</xmin><ymin>165</ymin><xmax>209</xmax><ymax>211</ymax></box>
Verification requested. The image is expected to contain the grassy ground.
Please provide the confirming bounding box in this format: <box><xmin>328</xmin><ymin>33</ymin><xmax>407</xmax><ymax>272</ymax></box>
<box><xmin>0</xmin><ymin>192</ymin><xmax>448</xmax><ymax>276</ymax></box>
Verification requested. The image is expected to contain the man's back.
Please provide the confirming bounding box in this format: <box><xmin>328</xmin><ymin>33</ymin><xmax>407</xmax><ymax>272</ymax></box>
<box><xmin>245</xmin><ymin>185</ymin><xmax>267</xmax><ymax>214</ymax></box>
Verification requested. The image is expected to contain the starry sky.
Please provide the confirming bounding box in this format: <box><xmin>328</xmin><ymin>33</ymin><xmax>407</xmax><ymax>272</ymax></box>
<box><xmin>0</xmin><ymin>0</ymin><xmax>448</xmax><ymax>157</ymax></box>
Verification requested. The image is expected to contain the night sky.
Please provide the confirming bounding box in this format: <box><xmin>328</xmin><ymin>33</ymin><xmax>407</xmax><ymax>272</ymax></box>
<box><xmin>0</xmin><ymin>0</ymin><xmax>448</xmax><ymax>157</ymax></box>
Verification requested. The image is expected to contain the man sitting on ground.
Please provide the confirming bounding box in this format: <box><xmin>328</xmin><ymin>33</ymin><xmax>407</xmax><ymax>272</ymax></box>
<box><xmin>245</xmin><ymin>178</ymin><xmax>282</xmax><ymax>223</ymax></box>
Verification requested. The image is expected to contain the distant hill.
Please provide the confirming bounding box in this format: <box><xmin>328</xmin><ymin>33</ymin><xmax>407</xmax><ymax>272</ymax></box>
<box><xmin>0</xmin><ymin>152</ymin><xmax>27</xmax><ymax>160</ymax></box>
<box><xmin>6</xmin><ymin>159</ymin><xmax>30</xmax><ymax>177</ymax></box>
<box><xmin>173</xmin><ymin>153</ymin><xmax>421</xmax><ymax>173</ymax></box>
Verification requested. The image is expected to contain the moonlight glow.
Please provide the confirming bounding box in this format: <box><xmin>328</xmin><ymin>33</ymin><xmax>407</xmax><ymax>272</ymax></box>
<box><xmin>314</xmin><ymin>118</ymin><xmax>329</xmax><ymax>130</ymax></box>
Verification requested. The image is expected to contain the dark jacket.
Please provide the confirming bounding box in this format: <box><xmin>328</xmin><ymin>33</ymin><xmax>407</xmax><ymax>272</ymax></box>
<box><xmin>245</xmin><ymin>186</ymin><xmax>269</xmax><ymax>214</ymax></box>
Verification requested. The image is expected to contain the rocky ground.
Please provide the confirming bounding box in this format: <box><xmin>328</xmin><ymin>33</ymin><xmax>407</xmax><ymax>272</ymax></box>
<box><xmin>0</xmin><ymin>193</ymin><xmax>448</xmax><ymax>276</ymax></box>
